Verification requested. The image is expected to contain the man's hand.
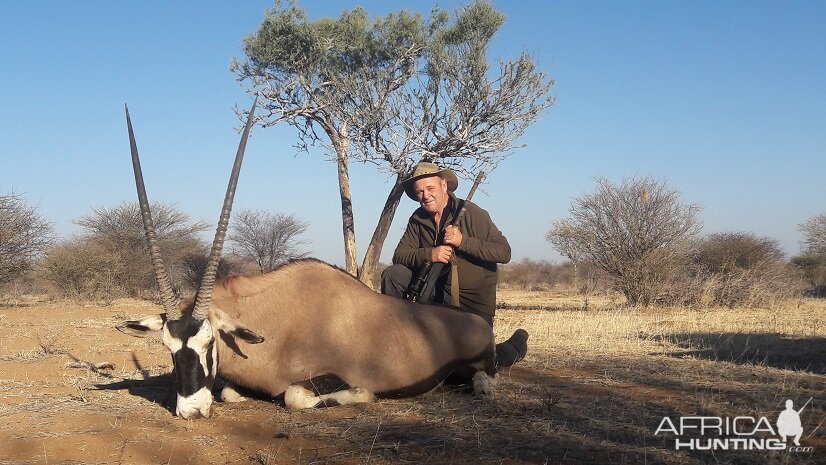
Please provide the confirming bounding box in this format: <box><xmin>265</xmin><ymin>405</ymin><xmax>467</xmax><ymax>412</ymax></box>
<box><xmin>431</xmin><ymin>245</ymin><xmax>454</xmax><ymax>264</ymax></box>
<box><xmin>443</xmin><ymin>225</ymin><xmax>463</xmax><ymax>248</ymax></box>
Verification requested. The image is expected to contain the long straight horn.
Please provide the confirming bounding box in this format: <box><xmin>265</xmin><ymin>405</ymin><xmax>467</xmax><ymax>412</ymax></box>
<box><xmin>191</xmin><ymin>97</ymin><xmax>258</xmax><ymax>320</ymax></box>
<box><xmin>125</xmin><ymin>105</ymin><xmax>182</xmax><ymax>320</ymax></box>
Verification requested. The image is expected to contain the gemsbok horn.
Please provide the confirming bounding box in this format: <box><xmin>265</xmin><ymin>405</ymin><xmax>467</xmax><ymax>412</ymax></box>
<box><xmin>117</xmin><ymin>98</ymin><xmax>526</xmax><ymax>420</ymax></box>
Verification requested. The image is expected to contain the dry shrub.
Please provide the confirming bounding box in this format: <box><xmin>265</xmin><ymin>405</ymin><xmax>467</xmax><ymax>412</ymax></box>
<box><xmin>180</xmin><ymin>253</ymin><xmax>258</xmax><ymax>291</ymax></box>
<box><xmin>73</xmin><ymin>201</ymin><xmax>209</xmax><ymax>299</ymax></box>
<box><xmin>0</xmin><ymin>193</ymin><xmax>54</xmax><ymax>286</ymax></box>
<box><xmin>660</xmin><ymin>233</ymin><xmax>801</xmax><ymax>308</ymax></box>
<box><xmin>498</xmin><ymin>259</ymin><xmax>573</xmax><ymax>291</ymax></box>
<box><xmin>40</xmin><ymin>239</ymin><xmax>126</xmax><ymax>302</ymax></box>
<box><xmin>0</xmin><ymin>271</ymin><xmax>40</xmax><ymax>301</ymax></box>
<box><xmin>229</xmin><ymin>209</ymin><xmax>310</xmax><ymax>273</ymax></box>
<box><xmin>695</xmin><ymin>264</ymin><xmax>800</xmax><ymax>308</ymax></box>
<box><xmin>547</xmin><ymin>177</ymin><xmax>701</xmax><ymax>306</ymax></box>
<box><xmin>792</xmin><ymin>253</ymin><xmax>826</xmax><ymax>297</ymax></box>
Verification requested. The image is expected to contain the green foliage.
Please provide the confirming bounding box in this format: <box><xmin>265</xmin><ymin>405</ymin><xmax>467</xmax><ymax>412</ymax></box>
<box><xmin>235</xmin><ymin>1</ymin><xmax>553</xmax><ymax>282</ymax></box>
<box><xmin>242</xmin><ymin>3</ymin><xmax>424</xmax><ymax>83</ymax></box>
<box><xmin>443</xmin><ymin>0</ymin><xmax>504</xmax><ymax>45</ymax></box>
<box><xmin>245</xmin><ymin>4</ymin><xmax>318</xmax><ymax>73</ymax></box>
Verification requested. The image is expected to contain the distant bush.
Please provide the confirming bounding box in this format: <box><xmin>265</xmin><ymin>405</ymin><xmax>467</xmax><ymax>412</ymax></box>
<box><xmin>792</xmin><ymin>254</ymin><xmax>826</xmax><ymax>297</ymax></box>
<box><xmin>229</xmin><ymin>209</ymin><xmax>310</xmax><ymax>273</ymax></box>
<box><xmin>73</xmin><ymin>201</ymin><xmax>209</xmax><ymax>298</ymax></box>
<box><xmin>0</xmin><ymin>193</ymin><xmax>54</xmax><ymax>287</ymax></box>
<box><xmin>699</xmin><ymin>233</ymin><xmax>798</xmax><ymax>307</ymax></box>
<box><xmin>498</xmin><ymin>259</ymin><xmax>574</xmax><ymax>291</ymax></box>
<box><xmin>41</xmin><ymin>239</ymin><xmax>125</xmax><ymax>302</ymax></box>
<box><xmin>796</xmin><ymin>213</ymin><xmax>826</xmax><ymax>297</ymax></box>
<box><xmin>180</xmin><ymin>253</ymin><xmax>257</xmax><ymax>291</ymax></box>
<box><xmin>799</xmin><ymin>213</ymin><xmax>826</xmax><ymax>257</ymax></box>
<box><xmin>659</xmin><ymin>233</ymin><xmax>800</xmax><ymax>308</ymax></box>
<box><xmin>695</xmin><ymin>232</ymin><xmax>784</xmax><ymax>273</ymax></box>
<box><xmin>547</xmin><ymin>177</ymin><xmax>702</xmax><ymax>306</ymax></box>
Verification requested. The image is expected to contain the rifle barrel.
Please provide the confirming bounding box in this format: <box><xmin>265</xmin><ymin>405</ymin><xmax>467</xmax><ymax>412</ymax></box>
<box><xmin>798</xmin><ymin>397</ymin><xmax>813</xmax><ymax>414</ymax></box>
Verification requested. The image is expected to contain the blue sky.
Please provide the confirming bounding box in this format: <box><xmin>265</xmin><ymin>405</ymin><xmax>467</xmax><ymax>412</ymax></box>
<box><xmin>1</xmin><ymin>1</ymin><xmax>824</xmax><ymax>266</ymax></box>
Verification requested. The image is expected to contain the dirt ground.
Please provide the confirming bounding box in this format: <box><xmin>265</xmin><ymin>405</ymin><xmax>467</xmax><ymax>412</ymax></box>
<box><xmin>0</xmin><ymin>294</ymin><xmax>823</xmax><ymax>465</ymax></box>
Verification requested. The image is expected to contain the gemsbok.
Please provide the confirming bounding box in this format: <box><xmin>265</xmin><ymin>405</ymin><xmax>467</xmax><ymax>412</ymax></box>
<box><xmin>117</xmin><ymin>99</ymin><xmax>526</xmax><ymax>419</ymax></box>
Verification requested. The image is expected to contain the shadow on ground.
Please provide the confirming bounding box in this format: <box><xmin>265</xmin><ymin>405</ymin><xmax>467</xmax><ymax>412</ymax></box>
<box><xmin>654</xmin><ymin>332</ymin><xmax>826</xmax><ymax>374</ymax></box>
<box><xmin>88</xmin><ymin>360</ymin><xmax>824</xmax><ymax>464</ymax></box>
<box><xmin>94</xmin><ymin>372</ymin><xmax>175</xmax><ymax>414</ymax></box>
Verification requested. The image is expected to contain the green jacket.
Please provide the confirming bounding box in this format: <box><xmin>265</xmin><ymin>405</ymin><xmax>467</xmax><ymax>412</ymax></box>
<box><xmin>392</xmin><ymin>193</ymin><xmax>511</xmax><ymax>316</ymax></box>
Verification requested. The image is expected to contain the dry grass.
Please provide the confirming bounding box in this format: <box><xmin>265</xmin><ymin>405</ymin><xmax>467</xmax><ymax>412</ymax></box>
<box><xmin>0</xmin><ymin>292</ymin><xmax>823</xmax><ymax>464</ymax></box>
<box><xmin>496</xmin><ymin>288</ymin><xmax>824</xmax><ymax>366</ymax></box>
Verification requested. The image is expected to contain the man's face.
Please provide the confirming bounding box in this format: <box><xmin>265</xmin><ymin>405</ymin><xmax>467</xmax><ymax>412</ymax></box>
<box><xmin>412</xmin><ymin>176</ymin><xmax>448</xmax><ymax>215</ymax></box>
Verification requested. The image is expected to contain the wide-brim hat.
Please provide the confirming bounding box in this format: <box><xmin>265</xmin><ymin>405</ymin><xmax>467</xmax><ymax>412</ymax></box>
<box><xmin>402</xmin><ymin>162</ymin><xmax>459</xmax><ymax>201</ymax></box>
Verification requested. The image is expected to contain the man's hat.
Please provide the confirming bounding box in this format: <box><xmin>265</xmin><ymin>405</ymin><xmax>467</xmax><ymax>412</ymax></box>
<box><xmin>402</xmin><ymin>162</ymin><xmax>459</xmax><ymax>201</ymax></box>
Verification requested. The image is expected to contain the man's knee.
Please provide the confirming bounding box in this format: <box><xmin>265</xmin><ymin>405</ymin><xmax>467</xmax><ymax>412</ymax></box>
<box><xmin>381</xmin><ymin>264</ymin><xmax>413</xmax><ymax>297</ymax></box>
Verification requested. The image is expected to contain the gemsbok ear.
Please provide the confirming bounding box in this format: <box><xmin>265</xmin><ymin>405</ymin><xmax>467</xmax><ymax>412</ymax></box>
<box><xmin>212</xmin><ymin>308</ymin><xmax>265</xmax><ymax>344</ymax></box>
<box><xmin>116</xmin><ymin>314</ymin><xmax>167</xmax><ymax>338</ymax></box>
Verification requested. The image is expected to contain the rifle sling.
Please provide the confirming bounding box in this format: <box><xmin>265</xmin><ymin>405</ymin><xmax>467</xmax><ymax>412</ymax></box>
<box><xmin>450</xmin><ymin>259</ymin><xmax>460</xmax><ymax>307</ymax></box>
<box><xmin>447</xmin><ymin>199</ymin><xmax>466</xmax><ymax>308</ymax></box>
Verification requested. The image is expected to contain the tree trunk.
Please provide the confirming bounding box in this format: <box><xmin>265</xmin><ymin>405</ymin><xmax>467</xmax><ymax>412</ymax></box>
<box><xmin>334</xmin><ymin>137</ymin><xmax>359</xmax><ymax>277</ymax></box>
<box><xmin>358</xmin><ymin>173</ymin><xmax>406</xmax><ymax>289</ymax></box>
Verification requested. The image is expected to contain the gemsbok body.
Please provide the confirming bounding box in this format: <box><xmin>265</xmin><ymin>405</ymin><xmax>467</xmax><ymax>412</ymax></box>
<box><xmin>117</xmin><ymin>100</ymin><xmax>520</xmax><ymax>419</ymax></box>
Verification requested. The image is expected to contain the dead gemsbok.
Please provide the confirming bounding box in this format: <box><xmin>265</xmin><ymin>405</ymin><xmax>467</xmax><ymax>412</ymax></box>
<box><xmin>117</xmin><ymin>99</ymin><xmax>527</xmax><ymax>419</ymax></box>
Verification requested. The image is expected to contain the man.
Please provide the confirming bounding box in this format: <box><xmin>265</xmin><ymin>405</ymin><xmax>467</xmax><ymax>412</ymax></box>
<box><xmin>382</xmin><ymin>162</ymin><xmax>527</xmax><ymax>366</ymax></box>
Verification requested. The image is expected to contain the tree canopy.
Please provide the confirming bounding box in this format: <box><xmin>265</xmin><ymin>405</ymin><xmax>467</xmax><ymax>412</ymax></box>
<box><xmin>234</xmin><ymin>1</ymin><xmax>553</xmax><ymax>284</ymax></box>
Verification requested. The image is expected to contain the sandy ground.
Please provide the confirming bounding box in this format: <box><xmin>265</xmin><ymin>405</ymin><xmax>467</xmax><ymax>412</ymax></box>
<box><xmin>0</xmin><ymin>295</ymin><xmax>823</xmax><ymax>464</ymax></box>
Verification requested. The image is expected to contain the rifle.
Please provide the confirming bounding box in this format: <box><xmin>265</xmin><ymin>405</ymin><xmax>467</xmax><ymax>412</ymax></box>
<box><xmin>797</xmin><ymin>397</ymin><xmax>812</xmax><ymax>414</ymax></box>
<box><xmin>403</xmin><ymin>170</ymin><xmax>486</xmax><ymax>302</ymax></box>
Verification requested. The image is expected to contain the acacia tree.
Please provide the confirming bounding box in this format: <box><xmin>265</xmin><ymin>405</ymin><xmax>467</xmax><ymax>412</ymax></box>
<box><xmin>235</xmin><ymin>1</ymin><xmax>553</xmax><ymax>285</ymax></box>
<box><xmin>348</xmin><ymin>2</ymin><xmax>554</xmax><ymax>285</ymax></box>
<box><xmin>233</xmin><ymin>5</ymin><xmax>424</xmax><ymax>277</ymax></box>
<box><xmin>547</xmin><ymin>177</ymin><xmax>701</xmax><ymax>306</ymax></box>
<box><xmin>229</xmin><ymin>209</ymin><xmax>310</xmax><ymax>273</ymax></box>
<box><xmin>0</xmin><ymin>193</ymin><xmax>53</xmax><ymax>286</ymax></box>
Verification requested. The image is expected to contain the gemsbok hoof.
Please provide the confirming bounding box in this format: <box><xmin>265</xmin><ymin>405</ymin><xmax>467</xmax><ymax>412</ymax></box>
<box><xmin>472</xmin><ymin>372</ymin><xmax>496</xmax><ymax>397</ymax></box>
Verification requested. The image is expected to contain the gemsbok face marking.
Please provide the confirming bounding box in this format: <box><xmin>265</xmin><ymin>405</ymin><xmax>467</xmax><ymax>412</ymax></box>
<box><xmin>118</xmin><ymin>306</ymin><xmax>266</xmax><ymax>419</ymax></box>
<box><xmin>117</xmin><ymin>98</ymin><xmax>520</xmax><ymax>419</ymax></box>
<box><xmin>164</xmin><ymin>318</ymin><xmax>215</xmax><ymax>419</ymax></box>
<box><xmin>117</xmin><ymin>98</ymin><xmax>261</xmax><ymax>419</ymax></box>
